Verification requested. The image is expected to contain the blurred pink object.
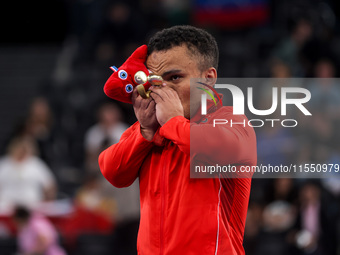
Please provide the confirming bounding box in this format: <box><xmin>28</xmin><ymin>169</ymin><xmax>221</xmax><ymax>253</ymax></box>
<box><xmin>18</xmin><ymin>212</ymin><xmax>66</xmax><ymax>255</ymax></box>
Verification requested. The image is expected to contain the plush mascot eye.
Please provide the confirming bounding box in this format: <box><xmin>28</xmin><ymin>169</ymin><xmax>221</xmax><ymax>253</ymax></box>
<box><xmin>125</xmin><ymin>84</ymin><xmax>133</xmax><ymax>93</ymax></box>
<box><xmin>118</xmin><ymin>70</ymin><xmax>128</xmax><ymax>80</ymax></box>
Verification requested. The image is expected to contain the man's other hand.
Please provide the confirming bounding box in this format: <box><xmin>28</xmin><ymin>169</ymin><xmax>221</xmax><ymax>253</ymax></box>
<box><xmin>150</xmin><ymin>85</ymin><xmax>184</xmax><ymax>126</ymax></box>
<box><xmin>132</xmin><ymin>88</ymin><xmax>159</xmax><ymax>141</ymax></box>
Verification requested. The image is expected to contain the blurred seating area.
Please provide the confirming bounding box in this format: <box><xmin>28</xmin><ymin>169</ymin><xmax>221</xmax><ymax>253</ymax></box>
<box><xmin>1</xmin><ymin>0</ymin><xmax>340</xmax><ymax>254</ymax></box>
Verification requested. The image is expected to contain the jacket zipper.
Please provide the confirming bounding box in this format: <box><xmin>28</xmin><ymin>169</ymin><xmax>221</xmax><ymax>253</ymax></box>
<box><xmin>160</xmin><ymin>147</ymin><xmax>167</xmax><ymax>255</ymax></box>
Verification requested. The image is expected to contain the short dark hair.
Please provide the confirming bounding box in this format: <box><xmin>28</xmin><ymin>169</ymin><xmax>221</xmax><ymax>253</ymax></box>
<box><xmin>13</xmin><ymin>205</ymin><xmax>31</xmax><ymax>221</ymax></box>
<box><xmin>147</xmin><ymin>25</ymin><xmax>219</xmax><ymax>71</ymax></box>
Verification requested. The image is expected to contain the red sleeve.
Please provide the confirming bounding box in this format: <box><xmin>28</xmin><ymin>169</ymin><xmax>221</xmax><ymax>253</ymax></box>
<box><xmin>159</xmin><ymin>112</ymin><xmax>256</xmax><ymax>166</ymax></box>
<box><xmin>159</xmin><ymin>116</ymin><xmax>190</xmax><ymax>154</ymax></box>
<box><xmin>98</xmin><ymin>121</ymin><xmax>154</xmax><ymax>188</ymax></box>
<box><xmin>190</xmin><ymin>114</ymin><xmax>257</xmax><ymax>166</ymax></box>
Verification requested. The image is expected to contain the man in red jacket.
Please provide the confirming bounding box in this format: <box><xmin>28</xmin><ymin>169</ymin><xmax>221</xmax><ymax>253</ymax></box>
<box><xmin>99</xmin><ymin>25</ymin><xmax>257</xmax><ymax>254</ymax></box>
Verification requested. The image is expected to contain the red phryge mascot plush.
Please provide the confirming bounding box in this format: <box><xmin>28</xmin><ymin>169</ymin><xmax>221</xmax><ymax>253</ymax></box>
<box><xmin>104</xmin><ymin>45</ymin><xmax>162</xmax><ymax>103</ymax></box>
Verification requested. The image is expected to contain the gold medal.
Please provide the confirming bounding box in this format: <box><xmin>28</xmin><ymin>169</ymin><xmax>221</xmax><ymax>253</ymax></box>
<box><xmin>134</xmin><ymin>71</ymin><xmax>163</xmax><ymax>98</ymax></box>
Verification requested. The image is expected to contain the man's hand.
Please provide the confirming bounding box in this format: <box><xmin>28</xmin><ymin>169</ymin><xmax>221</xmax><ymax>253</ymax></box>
<box><xmin>149</xmin><ymin>85</ymin><xmax>184</xmax><ymax>126</ymax></box>
<box><xmin>132</xmin><ymin>88</ymin><xmax>159</xmax><ymax>141</ymax></box>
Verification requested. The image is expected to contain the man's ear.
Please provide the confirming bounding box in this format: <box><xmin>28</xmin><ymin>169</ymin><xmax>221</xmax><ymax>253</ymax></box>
<box><xmin>203</xmin><ymin>67</ymin><xmax>217</xmax><ymax>86</ymax></box>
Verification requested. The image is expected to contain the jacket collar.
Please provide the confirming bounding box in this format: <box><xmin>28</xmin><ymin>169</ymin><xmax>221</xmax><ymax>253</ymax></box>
<box><xmin>191</xmin><ymin>93</ymin><xmax>223</xmax><ymax>123</ymax></box>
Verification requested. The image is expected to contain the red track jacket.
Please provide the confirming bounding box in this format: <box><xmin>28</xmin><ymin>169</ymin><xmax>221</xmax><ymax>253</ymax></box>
<box><xmin>99</xmin><ymin>103</ymin><xmax>257</xmax><ymax>255</ymax></box>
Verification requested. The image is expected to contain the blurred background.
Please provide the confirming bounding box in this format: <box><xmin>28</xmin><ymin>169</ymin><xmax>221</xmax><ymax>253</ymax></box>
<box><xmin>0</xmin><ymin>0</ymin><xmax>340</xmax><ymax>254</ymax></box>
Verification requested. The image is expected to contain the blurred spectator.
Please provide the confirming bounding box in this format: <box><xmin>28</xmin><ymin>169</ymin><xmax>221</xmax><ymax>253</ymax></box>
<box><xmin>161</xmin><ymin>0</ymin><xmax>190</xmax><ymax>26</ymax></box>
<box><xmin>297</xmin><ymin>182</ymin><xmax>321</xmax><ymax>253</ymax></box>
<box><xmin>243</xmin><ymin>202</ymin><xmax>263</xmax><ymax>255</ymax></box>
<box><xmin>270</xmin><ymin>60</ymin><xmax>292</xmax><ymax>78</ymax></box>
<box><xmin>69</xmin><ymin>0</ymin><xmax>148</xmax><ymax>65</ymax></box>
<box><xmin>308</xmin><ymin>59</ymin><xmax>340</xmax><ymax>119</ymax></box>
<box><xmin>74</xmin><ymin>172</ymin><xmax>116</xmax><ymax>221</ymax></box>
<box><xmin>262</xmin><ymin>200</ymin><xmax>296</xmax><ymax>233</ymax></box>
<box><xmin>103</xmin><ymin>180</ymin><xmax>140</xmax><ymax>223</ymax></box>
<box><xmin>99</xmin><ymin>178</ymin><xmax>140</xmax><ymax>255</ymax></box>
<box><xmin>249</xmin><ymin>199</ymin><xmax>296</xmax><ymax>255</ymax></box>
<box><xmin>265</xmin><ymin>178</ymin><xmax>297</xmax><ymax>204</ymax></box>
<box><xmin>84</xmin><ymin>102</ymin><xmax>139</xmax><ymax>254</ymax></box>
<box><xmin>95</xmin><ymin>1</ymin><xmax>147</xmax><ymax>63</ymax></box>
<box><xmin>0</xmin><ymin>137</ymin><xmax>57</xmax><ymax>213</ymax></box>
<box><xmin>257</xmin><ymin>61</ymin><xmax>295</xmax><ymax>118</ymax></box>
<box><xmin>84</xmin><ymin>102</ymin><xmax>128</xmax><ymax>172</ymax></box>
<box><xmin>301</xmin><ymin>59</ymin><xmax>340</xmax><ymax>157</ymax></box>
<box><xmin>291</xmin><ymin>181</ymin><xmax>338</xmax><ymax>255</ymax></box>
<box><xmin>24</xmin><ymin>97</ymin><xmax>55</xmax><ymax>165</ymax></box>
<box><xmin>273</xmin><ymin>18</ymin><xmax>313</xmax><ymax>76</ymax></box>
<box><xmin>12</xmin><ymin>205</ymin><xmax>66</xmax><ymax>255</ymax></box>
<box><xmin>250</xmin><ymin>179</ymin><xmax>297</xmax><ymax>255</ymax></box>
<box><xmin>25</xmin><ymin>98</ymin><xmax>53</xmax><ymax>142</ymax></box>
<box><xmin>321</xmin><ymin>145</ymin><xmax>340</xmax><ymax>197</ymax></box>
<box><xmin>314</xmin><ymin>59</ymin><xmax>336</xmax><ymax>78</ymax></box>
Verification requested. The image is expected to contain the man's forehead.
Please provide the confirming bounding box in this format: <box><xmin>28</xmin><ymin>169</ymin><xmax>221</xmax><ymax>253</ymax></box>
<box><xmin>146</xmin><ymin>46</ymin><xmax>193</xmax><ymax>74</ymax></box>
